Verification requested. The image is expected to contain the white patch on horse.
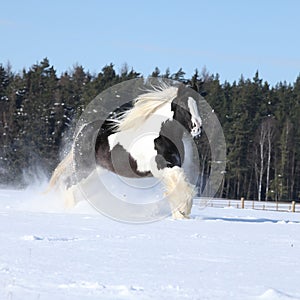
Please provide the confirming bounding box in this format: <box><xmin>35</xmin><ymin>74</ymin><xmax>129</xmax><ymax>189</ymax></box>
<box><xmin>187</xmin><ymin>97</ymin><xmax>202</xmax><ymax>137</ymax></box>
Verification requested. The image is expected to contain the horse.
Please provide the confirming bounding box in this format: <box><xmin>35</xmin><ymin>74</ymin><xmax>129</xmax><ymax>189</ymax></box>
<box><xmin>47</xmin><ymin>80</ymin><xmax>202</xmax><ymax>220</ymax></box>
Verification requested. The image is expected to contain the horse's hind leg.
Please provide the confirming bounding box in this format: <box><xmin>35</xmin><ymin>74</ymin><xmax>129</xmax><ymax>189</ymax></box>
<box><xmin>160</xmin><ymin>166</ymin><xmax>195</xmax><ymax>219</ymax></box>
<box><xmin>62</xmin><ymin>166</ymin><xmax>107</xmax><ymax>208</ymax></box>
<box><xmin>46</xmin><ymin>149</ymin><xmax>108</xmax><ymax>209</ymax></box>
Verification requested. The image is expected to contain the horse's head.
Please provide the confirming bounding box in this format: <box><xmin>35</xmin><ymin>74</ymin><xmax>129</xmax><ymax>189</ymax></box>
<box><xmin>171</xmin><ymin>85</ymin><xmax>202</xmax><ymax>137</ymax></box>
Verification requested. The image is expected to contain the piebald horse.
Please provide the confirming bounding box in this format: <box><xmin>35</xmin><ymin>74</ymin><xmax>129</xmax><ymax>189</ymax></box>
<box><xmin>48</xmin><ymin>82</ymin><xmax>202</xmax><ymax>219</ymax></box>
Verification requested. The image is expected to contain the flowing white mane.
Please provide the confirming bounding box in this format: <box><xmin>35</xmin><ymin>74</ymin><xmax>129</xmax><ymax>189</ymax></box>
<box><xmin>115</xmin><ymin>84</ymin><xmax>178</xmax><ymax>132</ymax></box>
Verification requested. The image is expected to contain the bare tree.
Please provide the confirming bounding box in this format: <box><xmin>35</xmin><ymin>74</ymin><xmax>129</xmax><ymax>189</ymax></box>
<box><xmin>264</xmin><ymin>118</ymin><xmax>277</xmax><ymax>200</ymax></box>
<box><xmin>255</xmin><ymin>117</ymin><xmax>277</xmax><ymax>201</ymax></box>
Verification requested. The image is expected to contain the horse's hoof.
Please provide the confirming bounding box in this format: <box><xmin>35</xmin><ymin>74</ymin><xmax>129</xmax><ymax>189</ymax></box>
<box><xmin>172</xmin><ymin>211</ymin><xmax>189</xmax><ymax>220</ymax></box>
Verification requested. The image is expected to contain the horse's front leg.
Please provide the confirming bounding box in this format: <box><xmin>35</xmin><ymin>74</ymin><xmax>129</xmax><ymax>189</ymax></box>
<box><xmin>160</xmin><ymin>166</ymin><xmax>195</xmax><ymax>219</ymax></box>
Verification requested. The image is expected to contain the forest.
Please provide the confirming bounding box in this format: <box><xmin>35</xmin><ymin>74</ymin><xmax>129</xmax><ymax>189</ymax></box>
<box><xmin>0</xmin><ymin>58</ymin><xmax>300</xmax><ymax>202</ymax></box>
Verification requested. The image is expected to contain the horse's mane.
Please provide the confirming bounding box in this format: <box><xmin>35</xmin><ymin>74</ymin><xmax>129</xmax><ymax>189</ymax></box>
<box><xmin>114</xmin><ymin>83</ymin><xmax>178</xmax><ymax>132</ymax></box>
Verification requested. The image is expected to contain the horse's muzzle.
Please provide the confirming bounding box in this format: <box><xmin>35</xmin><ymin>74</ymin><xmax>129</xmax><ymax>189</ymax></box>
<box><xmin>190</xmin><ymin>118</ymin><xmax>202</xmax><ymax>137</ymax></box>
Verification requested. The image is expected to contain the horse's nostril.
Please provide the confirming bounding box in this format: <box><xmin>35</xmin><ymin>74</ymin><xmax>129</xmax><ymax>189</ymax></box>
<box><xmin>191</xmin><ymin>122</ymin><xmax>198</xmax><ymax>130</ymax></box>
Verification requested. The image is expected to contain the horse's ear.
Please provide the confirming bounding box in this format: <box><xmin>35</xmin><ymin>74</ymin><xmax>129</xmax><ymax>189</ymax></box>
<box><xmin>172</xmin><ymin>84</ymin><xmax>186</xmax><ymax>111</ymax></box>
<box><xmin>177</xmin><ymin>84</ymin><xmax>187</xmax><ymax>97</ymax></box>
<box><xmin>172</xmin><ymin>84</ymin><xmax>188</xmax><ymax>107</ymax></box>
<box><xmin>177</xmin><ymin>84</ymin><xmax>189</xmax><ymax>101</ymax></box>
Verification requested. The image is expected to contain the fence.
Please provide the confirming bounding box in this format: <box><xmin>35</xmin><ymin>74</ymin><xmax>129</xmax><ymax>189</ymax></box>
<box><xmin>194</xmin><ymin>197</ymin><xmax>300</xmax><ymax>213</ymax></box>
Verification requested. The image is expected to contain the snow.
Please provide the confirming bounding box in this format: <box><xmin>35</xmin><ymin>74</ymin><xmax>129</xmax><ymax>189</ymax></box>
<box><xmin>0</xmin><ymin>187</ymin><xmax>300</xmax><ymax>300</ymax></box>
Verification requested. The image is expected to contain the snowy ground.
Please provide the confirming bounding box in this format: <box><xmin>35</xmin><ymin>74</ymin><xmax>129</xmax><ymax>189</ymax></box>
<box><xmin>0</xmin><ymin>187</ymin><xmax>300</xmax><ymax>300</ymax></box>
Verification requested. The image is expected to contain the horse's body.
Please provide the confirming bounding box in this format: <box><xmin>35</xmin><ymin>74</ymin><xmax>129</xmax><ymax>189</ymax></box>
<box><xmin>48</xmin><ymin>82</ymin><xmax>202</xmax><ymax>219</ymax></box>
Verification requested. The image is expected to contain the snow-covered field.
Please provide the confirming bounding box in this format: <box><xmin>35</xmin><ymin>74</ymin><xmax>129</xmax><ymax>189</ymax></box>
<box><xmin>1</xmin><ymin>186</ymin><xmax>300</xmax><ymax>300</ymax></box>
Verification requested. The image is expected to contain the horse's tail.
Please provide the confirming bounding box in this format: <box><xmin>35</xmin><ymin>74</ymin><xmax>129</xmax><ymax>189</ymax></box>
<box><xmin>44</xmin><ymin>151</ymin><xmax>73</xmax><ymax>193</ymax></box>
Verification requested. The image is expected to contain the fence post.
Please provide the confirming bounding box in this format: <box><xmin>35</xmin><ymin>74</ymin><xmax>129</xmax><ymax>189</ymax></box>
<box><xmin>241</xmin><ymin>197</ymin><xmax>245</xmax><ymax>209</ymax></box>
<box><xmin>291</xmin><ymin>201</ymin><xmax>296</xmax><ymax>213</ymax></box>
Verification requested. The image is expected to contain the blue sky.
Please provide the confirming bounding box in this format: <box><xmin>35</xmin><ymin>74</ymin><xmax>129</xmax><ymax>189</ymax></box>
<box><xmin>1</xmin><ymin>0</ymin><xmax>300</xmax><ymax>85</ymax></box>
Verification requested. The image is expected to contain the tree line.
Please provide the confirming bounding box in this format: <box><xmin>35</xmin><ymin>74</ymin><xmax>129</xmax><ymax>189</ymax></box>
<box><xmin>0</xmin><ymin>58</ymin><xmax>299</xmax><ymax>202</ymax></box>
